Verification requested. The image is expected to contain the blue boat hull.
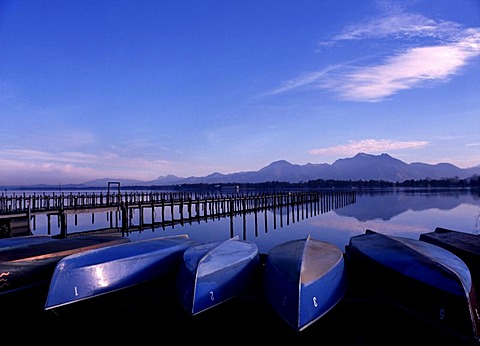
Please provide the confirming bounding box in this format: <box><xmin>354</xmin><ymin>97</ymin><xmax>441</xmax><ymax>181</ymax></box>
<box><xmin>45</xmin><ymin>235</ymin><xmax>195</xmax><ymax>310</ymax></box>
<box><xmin>420</xmin><ymin>227</ymin><xmax>480</xmax><ymax>299</ymax></box>
<box><xmin>346</xmin><ymin>229</ymin><xmax>480</xmax><ymax>343</ymax></box>
<box><xmin>176</xmin><ymin>236</ymin><xmax>260</xmax><ymax>315</ymax></box>
<box><xmin>263</xmin><ymin>235</ymin><xmax>347</xmax><ymax>332</ymax></box>
<box><xmin>0</xmin><ymin>235</ymin><xmax>129</xmax><ymax>297</ymax></box>
<box><xmin>0</xmin><ymin>235</ymin><xmax>57</xmax><ymax>250</ymax></box>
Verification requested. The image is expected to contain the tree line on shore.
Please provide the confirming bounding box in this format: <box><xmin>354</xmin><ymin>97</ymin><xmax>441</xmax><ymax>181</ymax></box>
<box><xmin>152</xmin><ymin>175</ymin><xmax>480</xmax><ymax>191</ymax></box>
<box><xmin>6</xmin><ymin>176</ymin><xmax>479</xmax><ymax>193</ymax></box>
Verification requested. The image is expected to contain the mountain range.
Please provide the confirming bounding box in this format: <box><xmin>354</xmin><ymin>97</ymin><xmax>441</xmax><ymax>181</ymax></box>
<box><xmin>78</xmin><ymin>153</ymin><xmax>480</xmax><ymax>188</ymax></box>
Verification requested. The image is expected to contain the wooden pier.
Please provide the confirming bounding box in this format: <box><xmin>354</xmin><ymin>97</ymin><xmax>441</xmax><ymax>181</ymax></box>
<box><xmin>0</xmin><ymin>190</ymin><xmax>356</xmax><ymax>238</ymax></box>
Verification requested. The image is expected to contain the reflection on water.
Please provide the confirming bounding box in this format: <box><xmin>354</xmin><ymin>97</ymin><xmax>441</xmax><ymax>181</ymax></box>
<box><xmin>125</xmin><ymin>188</ymin><xmax>480</xmax><ymax>254</ymax></box>
<box><xmin>335</xmin><ymin>189</ymin><xmax>480</xmax><ymax>221</ymax></box>
<box><xmin>28</xmin><ymin>189</ymin><xmax>480</xmax><ymax>254</ymax></box>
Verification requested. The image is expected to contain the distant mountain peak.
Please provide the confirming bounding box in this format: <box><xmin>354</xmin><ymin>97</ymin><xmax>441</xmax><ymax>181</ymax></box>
<box><xmin>267</xmin><ymin>159</ymin><xmax>292</xmax><ymax>165</ymax></box>
<box><xmin>262</xmin><ymin>160</ymin><xmax>294</xmax><ymax>168</ymax></box>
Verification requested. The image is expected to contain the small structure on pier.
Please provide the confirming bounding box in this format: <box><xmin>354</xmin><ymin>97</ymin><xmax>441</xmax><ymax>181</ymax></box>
<box><xmin>0</xmin><ymin>216</ymin><xmax>30</xmax><ymax>238</ymax></box>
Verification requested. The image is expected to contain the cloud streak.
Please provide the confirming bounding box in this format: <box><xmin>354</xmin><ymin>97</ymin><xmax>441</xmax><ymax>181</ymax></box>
<box><xmin>329</xmin><ymin>12</ymin><xmax>458</xmax><ymax>41</ymax></box>
<box><xmin>0</xmin><ymin>148</ymin><xmax>174</xmax><ymax>184</ymax></box>
<box><xmin>270</xmin><ymin>11</ymin><xmax>480</xmax><ymax>102</ymax></box>
<box><xmin>262</xmin><ymin>65</ymin><xmax>343</xmax><ymax>96</ymax></box>
<box><xmin>309</xmin><ymin>139</ymin><xmax>429</xmax><ymax>156</ymax></box>
<box><xmin>329</xmin><ymin>43</ymin><xmax>478</xmax><ymax>101</ymax></box>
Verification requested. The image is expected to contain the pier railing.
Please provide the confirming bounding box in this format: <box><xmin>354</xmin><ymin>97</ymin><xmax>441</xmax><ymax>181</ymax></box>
<box><xmin>0</xmin><ymin>190</ymin><xmax>356</xmax><ymax>238</ymax></box>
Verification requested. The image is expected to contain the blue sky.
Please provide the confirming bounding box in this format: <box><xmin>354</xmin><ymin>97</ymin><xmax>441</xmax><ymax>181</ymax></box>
<box><xmin>1</xmin><ymin>0</ymin><xmax>479</xmax><ymax>186</ymax></box>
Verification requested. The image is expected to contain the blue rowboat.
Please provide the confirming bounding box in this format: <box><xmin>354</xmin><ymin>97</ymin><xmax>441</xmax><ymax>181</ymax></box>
<box><xmin>45</xmin><ymin>234</ymin><xmax>195</xmax><ymax>310</ymax></box>
<box><xmin>0</xmin><ymin>234</ymin><xmax>129</xmax><ymax>297</ymax></box>
<box><xmin>420</xmin><ymin>227</ymin><xmax>480</xmax><ymax>297</ymax></box>
<box><xmin>346</xmin><ymin>229</ymin><xmax>480</xmax><ymax>343</ymax></box>
<box><xmin>263</xmin><ymin>235</ymin><xmax>348</xmax><ymax>332</ymax></box>
<box><xmin>176</xmin><ymin>236</ymin><xmax>260</xmax><ymax>315</ymax></box>
<box><xmin>0</xmin><ymin>235</ymin><xmax>58</xmax><ymax>250</ymax></box>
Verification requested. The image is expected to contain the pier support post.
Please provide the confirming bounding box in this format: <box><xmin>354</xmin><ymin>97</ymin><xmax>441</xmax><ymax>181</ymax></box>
<box><xmin>27</xmin><ymin>204</ymin><xmax>32</xmax><ymax>235</ymax></box>
<box><xmin>59</xmin><ymin>208</ymin><xmax>67</xmax><ymax>238</ymax></box>
<box><xmin>121</xmin><ymin>202</ymin><xmax>128</xmax><ymax>234</ymax></box>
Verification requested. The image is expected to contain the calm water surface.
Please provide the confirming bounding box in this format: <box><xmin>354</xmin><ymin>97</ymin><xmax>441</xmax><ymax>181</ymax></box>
<box><xmin>26</xmin><ymin>188</ymin><xmax>480</xmax><ymax>254</ymax></box>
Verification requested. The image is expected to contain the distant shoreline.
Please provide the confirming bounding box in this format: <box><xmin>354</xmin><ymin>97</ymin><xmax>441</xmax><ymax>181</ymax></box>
<box><xmin>1</xmin><ymin>176</ymin><xmax>480</xmax><ymax>194</ymax></box>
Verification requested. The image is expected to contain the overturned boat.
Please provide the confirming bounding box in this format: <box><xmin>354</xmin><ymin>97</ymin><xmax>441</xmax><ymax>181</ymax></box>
<box><xmin>176</xmin><ymin>236</ymin><xmax>260</xmax><ymax>315</ymax></box>
<box><xmin>420</xmin><ymin>227</ymin><xmax>480</xmax><ymax>297</ymax></box>
<box><xmin>263</xmin><ymin>235</ymin><xmax>348</xmax><ymax>332</ymax></box>
<box><xmin>0</xmin><ymin>234</ymin><xmax>129</xmax><ymax>298</ymax></box>
<box><xmin>45</xmin><ymin>234</ymin><xmax>195</xmax><ymax>310</ymax></box>
<box><xmin>346</xmin><ymin>229</ymin><xmax>480</xmax><ymax>343</ymax></box>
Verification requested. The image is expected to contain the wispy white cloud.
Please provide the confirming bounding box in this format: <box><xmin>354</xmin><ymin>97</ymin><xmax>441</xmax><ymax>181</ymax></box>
<box><xmin>309</xmin><ymin>139</ymin><xmax>428</xmax><ymax>156</ymax></box>
<box><xmin>328</xmin><ymin>43</ymin><xmax>478</xmax><ymax>102</ymax></box>
<box><xmin>261</xmin><ymin>65</ymin><xmax>342</xmax><ymax>96</ymax></box>
<box><xmin>328</xmin><ymin>12</ymin><xmax>459</xmax><ymax>42</ymax></box>
<box><xmin>271</xmin><ymin>11</ymin><xmax>480</xmax><ymax>102</ymax></box>
<box><xmin>1</xmin><ymin>149</ymin><xmax>98</xmax><ymax>165</ymax></box>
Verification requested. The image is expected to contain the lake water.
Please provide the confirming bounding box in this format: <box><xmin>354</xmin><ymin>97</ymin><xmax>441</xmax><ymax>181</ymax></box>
<box><xmin>27</xmin><ymin>188</ymin><xmax>480</xmax><ymax>255</ymax></box>
<box><xmin>6</xmin><ymin>188</ymin><xmax>480</xmax><ymax>343</ymax></box>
